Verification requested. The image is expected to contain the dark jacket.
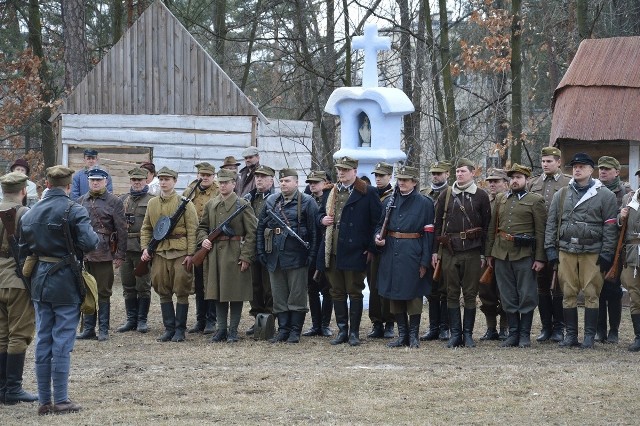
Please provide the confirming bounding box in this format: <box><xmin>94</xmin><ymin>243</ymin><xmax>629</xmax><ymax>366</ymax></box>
<box><xmin>119</xmin><ymin>191</ymin><xmax>154</xmax><ymax>252</ymax></box>
<box><xmin>78</xmin><ymin>191</ymin><xmax>127</xmax><ymax>262</ymax></box>
<box><xmin>19</xmin><ymin>188</ymin><xmax>99</xmax><ymax>305</ymax></box>
<box><xmin>256</xmin><ymin>190</ymin><xmax>318</xmax><ymax>272</ymax></box>
<box><xmin>376</xmin><ymin>190</ymin><xmax>435</xmax><ymax>300</ymax></box>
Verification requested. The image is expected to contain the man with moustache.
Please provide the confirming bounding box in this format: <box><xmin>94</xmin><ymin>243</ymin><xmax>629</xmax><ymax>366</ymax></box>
<box><xmin>236</xmin><ymin>147</ymin><xmax>261</xmax><ymax>196</ymax></box>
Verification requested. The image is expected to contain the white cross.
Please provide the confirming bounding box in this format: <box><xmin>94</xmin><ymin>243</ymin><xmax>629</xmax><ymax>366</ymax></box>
<box><xmin>352</xmin><ymin>23</ymin><xmax>391</xmax><ymax>88</ymax></box>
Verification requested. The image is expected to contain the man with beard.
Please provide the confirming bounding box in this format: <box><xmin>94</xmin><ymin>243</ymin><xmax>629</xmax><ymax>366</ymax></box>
<box><xmin>236</xmin><ymin>147</ymin><xmax>261</xmax><ymax>196</ymax></box>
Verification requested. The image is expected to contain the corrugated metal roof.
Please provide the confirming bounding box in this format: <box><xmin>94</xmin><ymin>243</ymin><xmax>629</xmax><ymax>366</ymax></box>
<box><xmin>550</xmin><ymin>37</ymin><xmax>640</xmax><ymax>145</ymax></box>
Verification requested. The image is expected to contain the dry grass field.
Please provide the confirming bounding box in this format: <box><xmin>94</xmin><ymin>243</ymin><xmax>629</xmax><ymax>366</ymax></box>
<box><xmin>5</xmin><ymin>279</ymin><xmax>640</xmax><ymax>425</ymax></box>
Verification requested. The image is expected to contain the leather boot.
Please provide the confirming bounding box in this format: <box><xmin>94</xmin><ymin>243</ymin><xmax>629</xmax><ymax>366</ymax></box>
<box><xmin>117</xmin><ymin>297</ymin><xmax>138</xmax><ymax>332</ymax></box>
<box><xmin>408</xmin><ymin>314</ymin><xmax>421</xmax><ymax>349</ymax></box>
<box><xmin>0</xmin><ymin>352</ymin><xmax>6</xmax><ymax>403</ymax></box>
<box><xmin>480</xmin><ymin>327</ymin><xmax>499</xmax><ymax>341</ymax></box>
<box><xmin>97</xmin><ymin>302</ymin><xmax>110</xmax><ymax>342</ymax></box>
<box><xmin>628</xmin><ymin>314</ymin><xmax>640</xmax><ymax>352</ymax></box>
<box><xmin>447</xmin><ymin>308</ymin><xmax>463</xmax><ymax>348</ymax></box>
<box><xmin>4</xmin><ymin>352</ymin><xmax>38</xmax><ymax>404</ymax></box>
<box><xmin>287</xmin><ymin>311</ymin><xmax>306</xmax><ymax>343</ymax></box>
<box><xmin>303</xmin><ymin>289</ymin><xmax>322</xmax><ymax>336</ymax></box>
<box><xmin>227</xmin><ymin>302</ymin><xmax>241</xmax><ymax>343</ymax></box>
<box><xmin>581</xmin><ymin>307</ymin><xmax>599</xmax><ymax>349</ymax></box>
<box><xmin>211</xmin><ymin>301</ymin><xmax>228</xmax><ymax>342</ymax></box>
<box><xmin>550</xmin><ymin>295</ymin><xmax>565</xmax><ymax>342</ymax></box>
<box><xmin>384</xmin><ymin>322</ymin><xmax>395</xmax><ymax>338</ymax></box>
<box><xmin>518</xmin><ymin>310</ymin><xmax>534</xmax><ymax>348</ymax></box>
<box><xmin>558</xmin><ymin>307</ymin><xmax>580</xmax><ymax>347</ymax></box>
<box><xmin>348</xmin><ymin>299</ymin><xmax>363</xmax><ymax>346</ymax></box>
<box><xmin>536</xmin><ymin>294</ymin><xmax>553</xmax><ymax>342</ymax></box>
<box><xmin>188</xmin><ymin>296</ymin><xmax>206</xmax><ymax>333</ymax></box>
<box><xmin>594</xmin><ymin>301</ymin><xmax>607</xmax><ymax>343</ymax></box>
<box><xmin>320</xmin><ymin>295</ymin><xmax>333</xmax><ymax>336</ymax></box>
<box><xmin>136</xmin><ymin>297</ymin><xmax>151</xmax><ymax>333</ymax></box>
<box><xmin>76</xmin><ymin>314</ymin><xmax>97</xmax><ymax>340</ymax></box>
<box><xmin>269</xmin><ymin>312</ymin><xmax>291</xmax><ymax>343</ymax></box>
<box><xmin>463</xmin><ymin>307</ymin><xmax>476</xmax><ymax>348</ymax></box>
<box><xmin>500</xmin><ymin>312</ymin><xmax>520</xmax><ymax>347</ymax></box>
<box><xmin>420</xmin><ymin>296</ymin><xmax>440</xmax><ymax>341</ymax></box>
<box><xmin>387</xmin><ymin>313</ymin><xmax>409</xmax><ymax>348</ymax></box>
<box><xmin>607</xmin><ymin>294</ymin><xmax>622</xmax><ymax>344</ymax></box>
<box><xmin>157</xmin><ymin>302</ymin><xmax>176</xmax><ymax>342</ymax></box>
<box><xmin>330</xmin><ymin>300</ymin><xmax>349</xmax><ymax>345</ymax></box>
<box><xmin>172</xmin><ymin>303</ymin><xmax>189</xmax><ymax>342</ymax></box>
<box><xmin>203</xmin><ymin>301</ymin><xmax>217</xmax><ymax>335</ymax></box>
<box><xmin>439</xmin><ymin>299</ymin><xmax>450</xmax><ymax>340</ymax></box>
<box><xmin>498</xmin><ymin>313</ymin><xmax>508</xmax><ymax>340</ymax></box>
<box><xmin>367</xmin><ymin>322</ymin><xmax>384</xmax><ymax>338</ymax></box>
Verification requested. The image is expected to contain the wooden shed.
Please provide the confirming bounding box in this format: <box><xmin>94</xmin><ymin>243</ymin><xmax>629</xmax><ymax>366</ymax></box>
<box><xmin>51</xmin><ymin>0</ymin><xmax>312</xmax><ymax>194</ymax></box>
<box><xmin>550</xmin><ymin>36</ymin><xmax>640</xmax><ymax>187</ymax></box>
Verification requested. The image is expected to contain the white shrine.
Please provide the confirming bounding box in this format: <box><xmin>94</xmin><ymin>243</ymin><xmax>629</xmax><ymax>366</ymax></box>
<box><xmin>325</xmin><ymin>23</ymin><xmax>414</xmax><ymax>177</ymax></box>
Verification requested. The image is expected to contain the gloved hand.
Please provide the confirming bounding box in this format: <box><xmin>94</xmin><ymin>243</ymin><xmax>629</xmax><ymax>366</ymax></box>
<box><xmin>258</xmin><ymin>254</ymin><xmax>268</xmax><ymax>266</ymax></box>
<box><xmin>597</xmin><ymin>255</ymin><xmax>612</xmax><ymax>273</ymax></box>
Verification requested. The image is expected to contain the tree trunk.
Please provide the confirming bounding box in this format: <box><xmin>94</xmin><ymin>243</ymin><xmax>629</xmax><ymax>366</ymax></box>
<box><xmin>240</xmin><ymin>0</ymin><xmax>263</xmax><ymax>91</ymax></box>
<box><xmin>112</xmin><ymin>0</ymin><xmax>124</xmax><ymax>43</ymax></box>
<box><xmin>62</xmin><ymin>0</ymin><xmax>88</xmax><ymax>90</ymax></box>
<box><xmin>342</xmin><ymin>0</ymin><xmax>351</xmax><ymax>86</ymax></box>
<box><xmin>576</xmin><ymin>0</ymin><xmax>589</xmax><ymax>40</ymax></box>
<box><xmin>397</xmin><ymin>0</ymin><xmax>418</xmax><ymax>166</ymax></box>
<box><xmin>510</xmin><ymin>0</ymin><xmax>523</xmax><ymax>164</ymax></box>
<box><xmin>438</xmin><ymin>0</ymin><xmax>460</xmax><ymax>160</ymax></box>
<box><xmin>318</xmin><ymin>0</ymin><xmax>337</xmax><ymax>172</ymax></box>
<box><xmin>213</xmin><ymin>0</ymin><xmax>227</xmax><ymax>67</ymax></box>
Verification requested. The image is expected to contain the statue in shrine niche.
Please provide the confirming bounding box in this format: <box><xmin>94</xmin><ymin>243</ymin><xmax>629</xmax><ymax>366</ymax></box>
<box><xmin>358</xmin><ymin>113</ymin><xmax>372</xmax><ymax>147</ymax></box>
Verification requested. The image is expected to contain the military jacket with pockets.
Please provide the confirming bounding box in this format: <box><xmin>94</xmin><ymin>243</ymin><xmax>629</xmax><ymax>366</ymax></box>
<box><xmin>119</xmin><ymin>191</ymin><xmax>154</xmax><ymax>252</ymax></box>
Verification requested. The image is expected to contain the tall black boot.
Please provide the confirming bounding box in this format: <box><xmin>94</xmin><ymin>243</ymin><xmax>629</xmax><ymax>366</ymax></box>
<box><xmin>172</xmin><ymin>303</ymin><xmax>189</xmax><ymax>342</ymax></box>
<box><xmin>4</xmin><ymin>352</ymin><xmax>38</xmax><ymax>404</ymax></box>
<box><xmin>420</xmin><ymin>296</ymin><xmax>440</xmax><ymax>341</ymax></box>
<box><xmin>303</xmin><ymin>291</ymin><xmax>322</xmax><ymax>336</ymax></box>
<box><xmin>558</xmin><ymin>307</ymin><xmax>580</xmax><ymax>347</ymax></box>
<box><xmin>607</xmin><ymin>294</ymin><xmax>622</xmax><ymax>344</ymax></box>
<box><xmin>330</xmin><ymin>300</ymin><xmax>349</xmax><ymax>345</ymax></box>
<box><xmin>367</xmin><ymin>322</ymin><xmax>384</xmax><ymax>338</ymax></box>
<box><xmin>0</xmin><ymin>352</ymin><xmax>6</xmax><ymax>403</ymax></box>
<box><xmin>518</xmin><ymin>310</ymin><xmax>534</xmax><ymax>348</ymax></box>
<box><xmin>581</xmin><ymin>307</ymin><xmax>599</xmax><ymax>349</ymax></box>
<box><xmin>447</xmin><ymin>308</ymin><xmax>463</xmax><ymax>348</ymax></box>
<box><xmin>463</xmin><ymin>307</ymin><xmax>476</xmax><ymax>348</ymax></box>
<box><xmin>408</xmin><ymin>314</ymin><xmax>421</xmax><ymax>349</ymax></box>
<box><xmin>203</xmin><ymin>301</ymin><xmax>217</xmax><ymax>335</ymax></box>
<box><xmin>76</xmin><ymin>314</ymin><xmax>97</xmax><ymax>339</ymax></box>
<box><xmin>536</xmin><ymin>294</ymin><xmax>553</xmax><ymax>342</ymax></box>
<box><xmin>629</xmin><ymin>314</ymin><xmax>640</xmax><ymax>352</ymax></box>
<box><xmin>188</xmin><ymin>295</ymin><xmax>206</xmax><ymax>333</ymax></box>
<box><xmin>348</xmin><ymin>299</ymin><xmax>363</xmax><ymax>346</ymax></box>
<box><xmin>117</xmin><ymin>297</ymin><xmax>138</xmax><ymax>332</ymax></box>
<box><xmin>269</xmin><ymin>312</ymin><xmax>291</xmax><ymax>343</ymax></box>
<box><xmin>320</xmin><ymin>294</ymin><xmax>333</xmax><ymax>336</ymax></box>
<box><xmin>550</xmin><ymin>295</ymin><xmax>565</xmax><ymax>342</ymax></box>
<box><xmin>136</xmin><ymin>297</ymin><xmax>151</xmax><ymax>333</ymax></box>
<box><xmin>439</xmin><ymin>299</ymin><xmax>450</xmax><ymax>340</ymax></box>
<box><xmin>157</xmin><ymin>302</ymin><xmax>176</xmax><ymax>342</ymax></box>
<box><xmin>287</xmin><ymin>311</ymin><xmax>306</xmax><ymax>343</ymax></box>
<box><xmin>500</xmin><ymin>312</ymin><xmax>520</xmax><ymax>347</ymax></box>
<box><xmin>97</xmin><ymin>302</ymin><xmax>110</xmax><ymax>342</ymax></box>
<box><xmin>594</xmin><ymin>299</ymin><xmax>607</xmax><ymax>343</ymax></box>
<box><xmin>387</xmin><ymin>313</ymin><xmax>409</xmax><ymax>348</ymax></box>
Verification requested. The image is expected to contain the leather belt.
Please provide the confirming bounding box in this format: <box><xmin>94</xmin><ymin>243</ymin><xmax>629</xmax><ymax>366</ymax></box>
<box><xmin>214</xmin><ymin>236</ymin><xmax>243</xmax><ymax>242</ymax></box>
<box><xmin>167</xmin><ymin>233</ymin><xmax>186</xmax><ymax>240</ymax></box>
<box><xmin>128</xmin><ymin>232</ymin><xmax>141</xmax><ymax>237</ymax></box>
<box><xmin>39</xmin><ymin>256</ymin><xmax>63</xmax><ymax>263</ymax></box>
<box><xmin>499</xmin><ymin>231</ymin><xmax>514</xmax><ymax>242</ymax></box>
<box><xmin>448</xmin><ymin>227</ymin><xmax>482</xmax><ymax>240</ymax></box>
<box><xmin>387</xmin><ymin>231</ymin><xmax>421</xmax><ymax>239</ymax></box>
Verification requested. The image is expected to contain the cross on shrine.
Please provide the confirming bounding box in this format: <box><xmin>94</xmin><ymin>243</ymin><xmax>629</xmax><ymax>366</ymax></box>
<box><xmin>352</xmin><ymin>23</ymin><xmax>391</xmax><ymax>88</ymax></box>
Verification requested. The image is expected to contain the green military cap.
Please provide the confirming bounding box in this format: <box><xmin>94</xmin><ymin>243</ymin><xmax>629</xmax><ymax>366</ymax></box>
<box><xmin>221</xmin><ymin>156</ymin><xmax>241</xmax><ymax>168</ymax></box>
<box><xmin>395</xmin><ymin>165</ymin><xmax>419</xmax><ymax>181</ymax></box>
<box><xmin>217</xmin><ymin>168</ymin><xmax>237</xmax><ymax>182</ymax></box>
<box><xmin>46</xmin><ymin>165</ymin><xmax>74</xmax><ymax>186</ymax></box>
<box><xmin>598</xmin><ymin>156</ymin><xmax>621</xmax><ymax>170</ymax></box>
<box><xmin>335</xmin><ymin>156</ymin><xmax>358</xmax><ymax>170</ymax></box>
<box><xmin>254</xmin><ymin>165</ymin><xmax>275</xmax><ymax>177</ymax></box>
<box><xmin>456</xmin><ymin>158</ymin><xmax>475</xmax><ymax>169</ymax></box>
<box><xmin>157</xmin><ymin>166</ymin><xmax>178</xmax><ymax>179</ymax></box>
<box><xmin>486</xmin><ymin>168</ymin><xmax>508</xmax><ymax>181</ymax></box>
<box><xmin>429</xmin><ymin>160</ymin><xmax>452</xmax><ymax>173</ymax></box>
<box><xmin>195</xmin><ymin>162</ymin><xmax>215</xmax><ymax>174</ymax></box>
<box><xmin>128</xmin><ymin>167</ymin><xmax>148</xmax><ymax>179</ymax></box>
<box><xmin>371</xmin><ymin>162</ymin><xmax>393</xmax><ymax>175</ymax></box>
<box><xmin>507</xmin><ymin>163</ymin><xmax>532</xmax><ymax>178</ymax></box>
<box><xmin>0</xmin><ymin>171</ymin><xmax>28</xmax><ymax>193</ymax></box>
<box><xmin>279</xmin><ymin>168</ymin><xmax>298</xmax><ymax>179</ymax></box>
<box><xmin>306</xmin><ymin>170</ymin><xmax>328</xmax><ymax>183</ymax></box>
<box><xmin>541</xmin><ymin>146</ymin><xmax>561</xmax><ymax>157</ymax></box>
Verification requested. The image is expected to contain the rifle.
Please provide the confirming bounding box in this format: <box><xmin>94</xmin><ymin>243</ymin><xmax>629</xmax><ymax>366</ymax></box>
<box><xmin>61</xmin><ymin>203</ymin><xmax>86</xmax><ymax>299</ymax></box>
<box><xmin>134</xmin><ymin>179</ymin><xmax>202</xmax><ymax>276</ymax></box>
<box><xmin>0</xmin><ymin>208</ymin><xmax>30</xmax><ymax>292</ymax></box>
<box><xmin>190</xmin><ymin>203</ymin><xmax>249</xmax><ymax>267</ymax></box>
<box><xmin>265</xmin><ymin>208</ymin><xmax>310</xmax><ymax>249</ymax></box>
<box><xmin>605</xmin><ymin>214</ymin><xmax>627</xmax><ymax>283</ymax></box>
<box><xmin>379</xmin><ymin>184</ymin><xmax>398</xmax><ymax>238</ymax></box>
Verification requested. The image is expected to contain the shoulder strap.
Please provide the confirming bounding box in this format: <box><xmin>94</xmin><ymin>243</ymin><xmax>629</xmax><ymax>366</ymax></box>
<box><xmin>556</xmin><ymin>187</ymin><xmax>568</xmax><ymax>245</ymax></box>
<box><xmin>440</xmin><ymin>186</ymin><xmax>452</xmax><ymax>236</ymax></box>
<box><xmin>297</xmin><ymin>191</ymin><xmax>302</xmax><ymax>233</ymax></box>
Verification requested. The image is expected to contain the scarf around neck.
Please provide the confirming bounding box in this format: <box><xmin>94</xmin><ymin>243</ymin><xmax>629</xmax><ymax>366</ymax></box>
<box><xmin>452</xmin><ymin>180</ymin><xmax>477</xmax><ymax>195</ymax></box>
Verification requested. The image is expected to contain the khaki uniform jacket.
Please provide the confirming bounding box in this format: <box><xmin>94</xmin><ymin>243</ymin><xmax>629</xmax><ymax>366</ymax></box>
<box><xmin>0</xmin><ymin>201</ymin><xmax>28</xmax><ymax>289</ymax></box>
<box><xmin>78</xmin><ymin>191</ymin><xmax>127</xmax><ymax>262</ymax></box>
<box><xmin>486</xmin><ymin>191</ymin><xmax>547</xmax><ymax>262</ymax></box>
<box><xmin>119</xmin><ymin>191</ymin><xmax>154</xmax><ymax>252</ymax></box>
<box><xmin>621</xmin><ymin>191</ymin><xmax>640</xmax><ymax>267</ymax></box>
<box><xmin>196</xmin><ymin>193</ymin><xmax>257</xmax><ymax>302</ymax></box>
<box><xmin>527</xmin><ymin>172</ymin><xmax>571</xmax><ymax>211</ymax></box>
<box><xmin>140</xmin><ymin>191</ymin><xmax>198</xmax><ymax>257</ymax></box>
<box><xmin>183</xmin><ymin>180</ymin><xmax>219</xmax><ymax>219</ymax></box>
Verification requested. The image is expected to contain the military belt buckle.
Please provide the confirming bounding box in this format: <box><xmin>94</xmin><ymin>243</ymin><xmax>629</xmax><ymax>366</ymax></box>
<box><xmin>274</xmin><ymin>228</ymin><xmax>282</xmax><ymax>235</ymax></box>
<box><xmin>570</xmin><ymin>237</ymin><xmax>579</xmax><ymax>244</ymax></box>
<box><xmin>459</xmin><ymin>231</ymin><xmax>467</xmax><ymax>240</ymax></box>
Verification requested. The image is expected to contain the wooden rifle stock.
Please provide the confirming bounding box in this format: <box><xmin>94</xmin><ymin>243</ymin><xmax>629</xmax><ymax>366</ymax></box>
<box><xmin>479</xmin><ymin>264</ymin><xmax>494</xmax><ymax>285</ymax></box>
<box><xmin>379</xmin><ymin>185</ymin><xmax>398</xmax><ymax>238</ymax></box>
<box><xmin>432</xmin><ymin>258</ymin><xmax>442</xmax><ymax>281</ymax></box>
<box><xmin>605</xmin><ymin>215</ymin><xmax>627</xmax><ymax>283</ymax></box>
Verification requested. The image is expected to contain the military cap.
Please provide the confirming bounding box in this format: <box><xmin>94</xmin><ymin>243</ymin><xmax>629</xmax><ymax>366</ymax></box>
<box><xmin>568</xmin><ymin>152</ymin><xmax>595</xmax><ymax>167</ymax></box>
<box><xmin>242</xmin><ymin>147</ymin><xmax>259</xmax><ymax>157</ymax></box>
<box><xmin>279</xmin><ymin>168</ymin><xmax>298</xmax><ymax>179</ymax></box>
<box><xmin>221</xmin><ymin>156</ymin><xmax>241</xmax><ymax>168</ymax></box>
<box><xmin>46</xmin><ymin>165</ymin><xmax>74</xmax><ymax>186</ymax></box>
<box><xmin>9</xmin><ymin>158</ymin><xmax>30</xmax><ymax>175</ymax></box>
<box><xmin>507</xmin><ymin>163</ymin><xmax>532</xmax><ymax>178</ymax></box>
<box><xmin>83</xmin><ymin>148</ymin><xmax>98</xmax><ymax>157</ymax></box>
<box><xmin>254</xmin><ymin>165</ymin><xmax>275</xmax><ymax>177</ymax></box>
<box><xmin>456</xmin><ymin>158</ymin><xmax>475</xmax><ymax>169</ymax></box>
<box><xmin>335</xmin><ymin>156</ymin><xmax>358</xmax><ymax>170</ymax></box>
<box><xmin>157</xmin><ymin>166</ymin><xmax>178</xmax><ymax>179</ymax></box>
<box><xmin>541</xmin><ymin>146</ymin><xmax>561</xmax><ymax>157</ymax></box>
<box><xmin>128</xmin><ymin>167</ymin><xmax>148</xmax><ymax>179</ymax></box>
<box><xmin>306</xmin><ymin>170</ymin><xmax>328</xmax><ymax>183</ymax></box>
<box><xmin>395</xmin><ymin>165</ymin><xmax>419</xmax><ymax>181</ymax></box>
<box><xmin>87</xmin><ymin>168</ymin><xmax>109</xmax><ymax>179</ymax></box>
<box><xmin>195</xmin><ymin>162</ymin><xmax>216</xmax><ymax>174</ymax></box>
<box><xmin>598</xmin><ymin>156</ymin><xmax>621</xmax><ymax>170</ymax></box>
<box><xmin>140</xmin><ymin>162</ymin><xmax>156</xmax><ymax>174</ymax></box>
<box><xmin>429</xmin><ymin>160</ymin><xmax>452</xmax><ymax>173</ymax></box>
<box><xmin>371</xmin><ymin>162</ymin><xmax>393</xmax><ymax>176</ymax></box>
<box><xmin>217</xmin><ymin>168</ymin><xmax>237</xmax><ymax>182</ymax></box>
<box><xmin>0</xmin><ymin>171</ymin><xmax>28</xmax><ymax>193</ymax></box>
<box><xmin>486</xmin><ymin>168</ymin><xmax>509</xmax><ymax>181</ymax></box>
